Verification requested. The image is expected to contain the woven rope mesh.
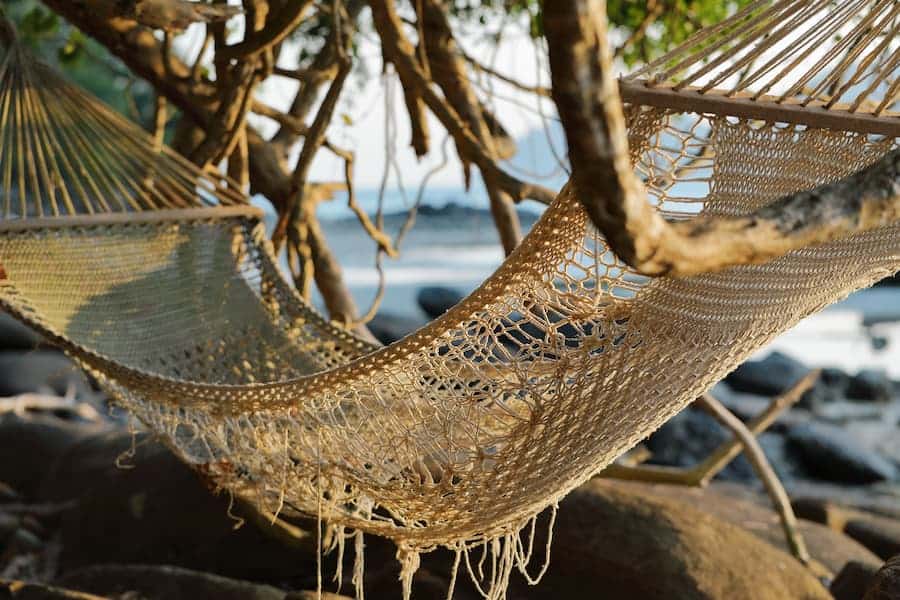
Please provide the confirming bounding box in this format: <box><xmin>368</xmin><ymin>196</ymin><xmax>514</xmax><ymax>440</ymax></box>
<box><xmin>2</xmin><ymin>108</ymin><xmax>897</xmax><ymax>550</ymax></box>
<box><xmin>1</xmin><ymin>1</ymin><xmax>900</xmax><ymax>596</ymax></box>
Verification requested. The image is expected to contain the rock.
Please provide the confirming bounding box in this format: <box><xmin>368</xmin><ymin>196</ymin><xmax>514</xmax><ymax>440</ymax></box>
<box><xmin>0</xmin><ymin>482</ymin><xmax>20</xmax><ymax>503</ymax></box>
<box><xmin>821</xmin><ymin>367</ymin><xmax>852</xmax><ymax>391</ymax></box>
<box><xmin>788</xmin><ymin>480</ymin><xmax>900</xmax><ymax>521</ymax></box>
<box><xmin>759</xmin><ymin>432</ymin><xmax>812</xmax><ymax>481</ymax></box>
<box><xmin>0</xmin><ymin>314</ymin><xmax>43</xmax><ymax>351</ymax></box>
<box><xmin>864</xmin><ymin>555</ymin><xmax>900</xmax><ymax>600</ymax></box>
<box><xmin>831</xmin><ymin>561</ymin><xmax>879</xmax><ymax>600</ymax></box>
<box><xmin>366</xmin><ymin>313</ymin><xmax>423</xmax><ymax>346</ymax></box>
<box><xmin>0</xmin><ymin>351</ymin><xmax>93</xmax><ymax>398</ymax></box>
<box><xmin>5</xmin><ymin>528</ymin><xmax>43</xmax><ymax>554</ymax></box>
<box><xmin>845</xmin><ymin>517</ymin><xmax>900</xmax><ymax>560</ymax></box>
<box><xmin>0</xmin><ymin>579</ymin><xmax>106</xmax><ymax>599</ymax></box>
<box><xmin>0</xmin><ymin>513</ymin><xmax>19</xmax><ymax>546</ymax></box>
<box><xmin>847</xmin><ymin>369</ymin><xmax>894</xmax><ymax>403</ymax></box>
<box><xmin>726</xmin><ymin>351</ymin><xmax>810</xmax><ymax>397</ymax></box>
<box><xmin>0</xmin><ymin>413</ymin><xmax>108</xmax><ymax>499</ymax></box>
<box><xmin>813</xmin><ymin>401</ymin><xmax>884</xmax><ymax>424</ymax></box>
<box><xmin>792</xmin><ymin>497</ymin><xmax>900</xmax><ymax>560</ymax></box>
<box><xmin>644</xmin><ymin>408</ymin><xmax>755</xmax><ymax>482</ymax></box>
<box><xmin>631</xmin><ymin>481</ymin><xmax>881</xmax><ymax>574</ymax></box>
<box><xmin>417</xmin><ymin>286</ymin><xmax>464</xmax><ymax>320</ymax></box>
<box><xmin>504</xmin><ymin>479</ymin><xmax>831</xmax><ymax>600</ymax></box>
<box><xmin>787</xmin><ymin>423</ymin><xmax>897</xmax><ymax>484</ymax></box>
<box><xmin>874</xmin><ymin>271</ymin><xmax>900</xmax><ymax>286</ymax></box>
<box><xmin>366</xmin><ymin>564</ymin><xmax>480</xmax><ymax>600</ymax></box>
<box><xmin>40</xmin><ymin>431</ymin><xmax>317</xmax><ymax>581</ymax></box>
<box><xmin>58</xmin><ymin>565</ymin><xmax>352</xmax><ymax>600</ymax></box>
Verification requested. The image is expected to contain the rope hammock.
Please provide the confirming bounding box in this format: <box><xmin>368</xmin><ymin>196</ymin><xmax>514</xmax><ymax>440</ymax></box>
<box><xmin>0</xmin><ymin>1</ymin><xmax>898</xmax><ymax>597</ymax></box>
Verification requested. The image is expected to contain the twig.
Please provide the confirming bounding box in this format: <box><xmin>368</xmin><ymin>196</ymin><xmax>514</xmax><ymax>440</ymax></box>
<box><xmin>0</xmin><ymin>393</ymin><xmax>103</xmax><ymax>422</ymax></box>
<box><xmin>698</xmin><ymin>392</ymin><xmax>811</xmax><ymax>565</ymax></box>
<box><xmin>598</xmin><ymin>371</ymin><xmax>819</xmax><ymax>485</ymax></box>
<box><xmin>219</xmin><ymin>0</ymin><xmax>315</xmax><ymax>60</ymax></box>
<box><xmin>599</xmin><ymin>372</ymin><xmax>820</xmax><ymax>566</ymax></box>
<box><xmin>367</xmin><ymin>0</ymin><xmax>556</xmax><ymax>205</ymax></box>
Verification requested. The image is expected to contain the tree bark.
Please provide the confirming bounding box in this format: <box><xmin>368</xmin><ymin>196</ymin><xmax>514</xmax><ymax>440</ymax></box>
<box><xmin>545</xmin><ymin>0</ymin><xmax>900</xmax><ymax>277</ymax></box>
<box><xmin>415</xmin><ymin>0</ymin><xmax>522</xmax><ymax>254</ymax></box>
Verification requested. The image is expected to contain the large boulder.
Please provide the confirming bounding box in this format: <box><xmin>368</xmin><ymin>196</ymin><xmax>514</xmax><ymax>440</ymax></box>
<box><xmin>366</xmin><ymin>313</ymin><xmax>423</xmax><ymax>345</ymax></box>
<box><xmin>57</xmin><ymin>565</ymin><xmax>351</xmax><ymax>600</ymax></box>
<box><xmin>505</xmin><ymin>479</ymin><xmax>831</xmax><ymax>600</ymax></box>
<box><xmin>864</xmin><ymin>555</ymin><xmax>900</xmax><ymax>600</ymax></box>
<box><xmin>787</xmin><ymin>423</ymin><xmax>897</xmax><ymax>484</ymax></box>
<box><xmin>0</xmin><ymin>579</ymin><xmax>105</xmax><ymax>599</ymax></box>
<box><xmin>0</xmin><ymin>313</ymin><xmax>44</xmax><ymax>351</ymax></box>
<box><xmin>793</xmin><ymin>497</ymin><xmax>900</xmax><ymax>560</ymax></box>
<box><xmin>0</xmin><ymin>413</ymin><xmax>109</xmax><ymax>499</ymax></box>
<box><xmin>631</xmin><ymin>482</ymin><xmax>881</xmax><ymax>574</ymax></box>
<box><xmin>643</xmin><ymin>408</ymin><xmax>755</xmax><ymax>482</ymax></box>
<box><xmin>39</xmin><ymin>431</ymin><xmax>317</xmax><ymax>582</ymax></box>
<box><xmin>831</xmin><ymin>561</ymin><xmax>879</xmax><ymax>600</ymax></box>
<box><xmin>846</xmin><ymin>369</ymin><xmax>894</xmax><ymax>403</ymax></box>
<box><xmin>417</xmin><ymin>286</ymin><xmax>464</xmax><ymax>320</ymax></box>
<box><xmin>726</xmin><ymin>352</ymin><xmax>810</xmax><ymax>397</ymax></box>
<box><xmin>0</xmin><ymin>351</ymin><xmax>93</xmax><ymax>398</ymax></box>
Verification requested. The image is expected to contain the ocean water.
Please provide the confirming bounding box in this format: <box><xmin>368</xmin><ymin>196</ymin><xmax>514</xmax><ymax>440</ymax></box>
<box><xmin>258</xmin><ymin>192</ymin><xmax>900</xmax><ymax>377</ymax></box>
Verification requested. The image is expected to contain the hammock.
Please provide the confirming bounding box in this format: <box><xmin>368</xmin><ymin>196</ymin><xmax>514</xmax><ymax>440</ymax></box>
<box><xmin>0</xmin><ymin>1</ymin><xmax>898</xmax><ymax>597</ymax></box>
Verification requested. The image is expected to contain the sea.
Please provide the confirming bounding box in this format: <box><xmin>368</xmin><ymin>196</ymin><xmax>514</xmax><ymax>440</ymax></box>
<box><xmin>257</xmin><ymin>188</ymin><xmax>900</xmax><ymax>377</ymax></box>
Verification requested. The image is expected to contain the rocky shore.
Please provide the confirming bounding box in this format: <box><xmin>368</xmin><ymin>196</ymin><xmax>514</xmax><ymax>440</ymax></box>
<box><xmin>1</xmin><ymin>301</ymin><xmax>899</xmax><ymax>599</ymax></box>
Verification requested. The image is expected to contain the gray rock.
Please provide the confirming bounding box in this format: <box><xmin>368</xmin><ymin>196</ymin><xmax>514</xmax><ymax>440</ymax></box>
<box><xmin>725</xmin><ymin>352</ymin><xmax>840</xmax><ymax>408</ymax></box>
<box><xmin>0</xmin><ymin>579</ymin><xmax>107</xmax><ymax>599</ymax></box>
<box><xmin>636</xmin><ymin>482</ymin><xmax>881</xmax><ymax>574</ymax></box>
<box><xmin>863</xmin><ymin>554</ymin><xmax>900</xmax><ymax>600</ymax></box>
<box><xmin>726</xmin><ymin>351</ymin><xmax>810</xmax><ymax>397</ymax></box>
<box><xmin>831</xmin><ymin>561</ymin><xmax>879</xmax><ymax>600</ymax></box>
<box><xmin>757</xmin><ymin>432</ymin><xmax>810</xmax><ymax>481</ymax></box>
<box><xmin>366</xmin><ymin>313</ymin><xmax>423</xmax><ymax>346</ymax></box>
<box><xmin>0</xmin><ymin>313</ymin><xmax>43</xmax><ymax>351</ymax></box>
<box><xmin>813</xmin><ymin>401</ymin><xmax>884</xmax><ymax>424</ymax></box>
<box><xmin>40</xmin><ymin>432</ymin><xmax>317</xmax><ymax>581</ymax></box>
<box><xmin>787</xmin><ymin>423</ymin><xmax>898</xmax><ymax>484</ymax></box>
<box><xmin>0</xmin><ymin>413</ymin><xmax>108</xmax><ymax>499</ymax></box>
<box><xmin>0</xmin><ymin>351</ymin><xmax>93</xmax><ymax>398</ymax></box>
<box><xmin>58</xmin><ymin>565</ymin><xmax>350</xmax><ymax>600</ymax></box>
<box><xmin>6</xmin><ymin>528</ymin><xmax>43</xmax><ymax>553</ymax></box>
<box><xmin>847</xmin><ymin>369</ymin><xmax>894</xmax><ymax>403</ymax></box>
<box><xmin>845</xmin><ymin>516</ymin><xmax>900</xmax><ymax>560</ymax></box>
<box><xmin>417</xmin><ymin>286</ymin><xmax>464</xmax><ymax>320</ymax></box>
<box><xmin>644</xmin><ymin>408</ymin><xmax>755</xmax><ymax>482</ymax></box>
<box><xmin>821</xmin><ymin>367</ymin><xmax>852</xmax><ymax>393</ymax></box>
<box><xmin>0</xmin><ymin>513</ymin><xmax>19</xmax><ymax>546</ymax></box>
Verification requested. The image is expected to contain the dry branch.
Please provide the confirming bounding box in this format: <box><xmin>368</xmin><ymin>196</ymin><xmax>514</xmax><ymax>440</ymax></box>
<box><xmin>367</xmin><ymin>0</ymin><xmax>556</xmax><ymax>206</ymax></box>
<box><xmin>414</xmin><ymin>0</ymin><xmax>522</xmax><ymax>253</ymax></box>
<box><xmin>218</xmin><ymin>0</ymin><xmax>314</xmax><ymax>60</ymax></box>
<box><xmin>544</xmin><ymin>0</ymin><xmax>900</xmax><ymax>277</ymax></box>
<box><xmin>122</xmin><ymin>0</ymin><xmax>242</xmax><ymax>32</ymax></box>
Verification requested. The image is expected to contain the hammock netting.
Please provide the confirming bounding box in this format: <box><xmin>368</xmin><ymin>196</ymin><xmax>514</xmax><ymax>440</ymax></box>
<box><xmin>0</xmin><ymin>1</ymin><xmax>899</xmax><ymax>597</ymax></box>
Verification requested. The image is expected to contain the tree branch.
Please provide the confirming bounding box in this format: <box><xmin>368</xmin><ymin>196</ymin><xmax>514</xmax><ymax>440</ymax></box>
<box><xmin>367</xmin><ymin>0</ymin><xmax>556</xmax><ymax>206</ymax></box>
<box><xmin>123</xmin><ymin>0</ymin><xmax>242</xmax><ymax>32</ymax></box>
<box><xmin>414</xmin><ymin>0</ymin><xmax>522</xmax><ymax>253</ymax></box>
<box><xmin>218</xmin><ymin>0</ymin><xmax>314</xmax><ymax>60</ymax></box>
<box><xmin>544</xmin><ymin>0</ymin><xmax>900</xmax><ymax>277</ymax></box>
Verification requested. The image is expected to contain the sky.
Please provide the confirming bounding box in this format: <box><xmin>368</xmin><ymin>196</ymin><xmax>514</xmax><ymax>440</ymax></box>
<box><xmin>172</xmin><ymin>10</ymin><xmax>570</xmax><ymax>200</ymax></box>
